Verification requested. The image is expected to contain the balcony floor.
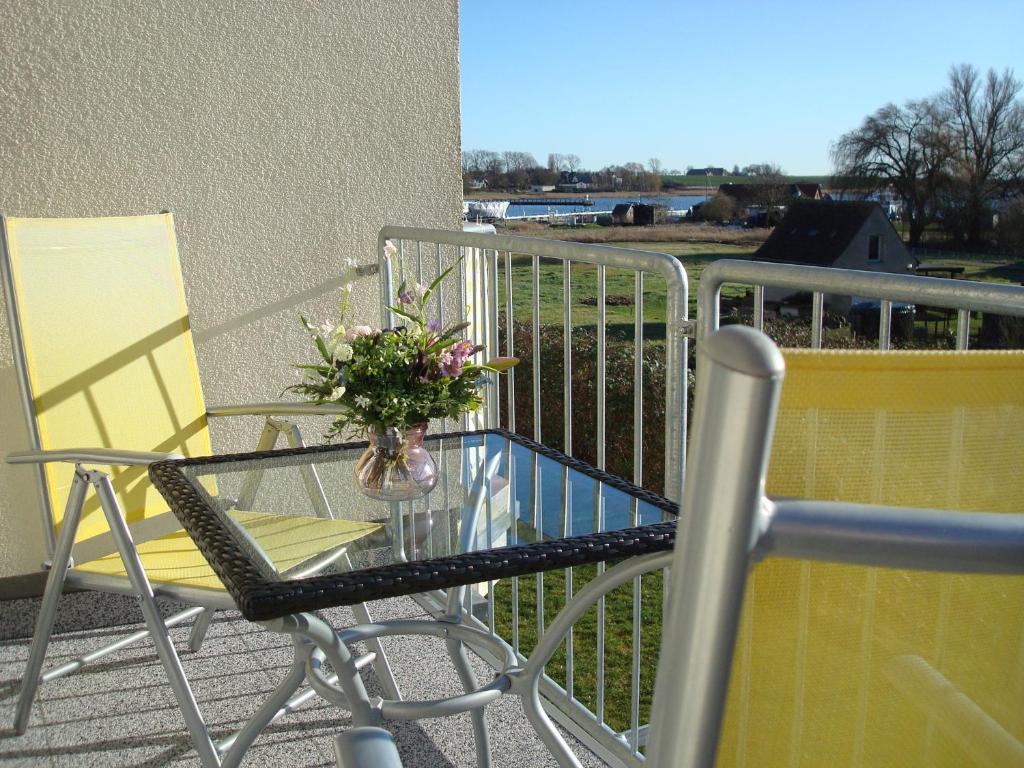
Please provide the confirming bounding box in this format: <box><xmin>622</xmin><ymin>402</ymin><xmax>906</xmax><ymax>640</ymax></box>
<box><xmin>0</xmin><ymin>594</ymin><xmax>605</xmax><ymax>767</ymax></box>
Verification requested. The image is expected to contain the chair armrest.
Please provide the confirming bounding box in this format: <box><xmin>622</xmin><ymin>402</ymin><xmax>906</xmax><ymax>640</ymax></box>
<box><xmin>206</xmin><ymin>402</ymin><xmax>344</xmax><ymax>418</ymax></box>
<box><xmin>5</xmin><ymin>449</ymin><xmax>184</xmax><ymax>466</ymax></box>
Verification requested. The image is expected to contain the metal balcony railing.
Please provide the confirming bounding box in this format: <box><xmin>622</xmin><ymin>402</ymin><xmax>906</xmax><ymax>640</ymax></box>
<box><xmin>377</xmin><ymin>226</ymin><xmax>687</xmax><ymax>766</ymax></box>
<box><xmin>375</xmin><ymin>232</ymin><xmax>1024</xmax><ymax>767</ymax></box>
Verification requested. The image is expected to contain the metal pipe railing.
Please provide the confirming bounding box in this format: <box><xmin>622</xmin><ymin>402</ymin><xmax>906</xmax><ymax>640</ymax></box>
<box><xmin>376</xmin><ymin>226</ymin><xmax>689</xmax><ymax>767</ymax></box>
<box><xmin>698</xmin><ymin>260</ymin><xmax>1024</xmax><ymax>349</ymax></box>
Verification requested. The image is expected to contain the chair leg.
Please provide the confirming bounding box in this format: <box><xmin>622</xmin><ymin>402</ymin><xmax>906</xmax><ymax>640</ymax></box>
<box><xmin>351</xmin><ymin>601</ymin><xmax>401</xmax><ymax>701</ymax></box>
<box><xmin>235</xmin><ymin>418</ymin><xmax>281</xmax><ymax>509</ymax></box>
<box><xmin>446</xmin><ymin>635</ymin><xmax>492</xmax><ymax>768</ymax></box>
<box><xmin>90</xmin><ymin>470</ymin><xmax>221</xmax><ymax>768</ymax></box>
<box><xmin>43</xmin><ymin>605</ymin><xmax>205</xmax><ymax>682</ymax></box>
<box><xmin>277</xmin><ymin>419</ymin><xmax>335</xmax><ymax>519</ymax></box>
<box><xmin>13</xmin><ymin>469</ymin><xmax>89</xmax><ymax>735</ymax></box>
<box><xmin>188</xmin><ymin>608</ymin><xmax>216</xmax><ymax>653</ymax></box>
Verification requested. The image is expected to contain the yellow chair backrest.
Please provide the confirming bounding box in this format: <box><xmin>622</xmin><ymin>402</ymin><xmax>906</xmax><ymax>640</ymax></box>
<box><xmin>2</xmin><ymin>214</ymin><xmax>213</xmax><ymax>544</ymax></box>
<box><xmin>717</xmin><ymin>349</ymin><xmax>1024</xmax><ymax>768</ymax></box>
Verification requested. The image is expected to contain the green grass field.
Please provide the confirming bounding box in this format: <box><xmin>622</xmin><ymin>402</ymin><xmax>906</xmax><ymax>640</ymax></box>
<box><xmin>501</xmin><ymin>242</ymin><xmax>757</xmax><ymax>331</ymax></box>
<box><xmin>492</xmin><ymin>563</ymin><xmax>665</xmax><ymax>735</ymax></box>
<box><xmin>661</xmin><ymin>174</ymin><xmax>832</xmax><ymax>187</ymax></box>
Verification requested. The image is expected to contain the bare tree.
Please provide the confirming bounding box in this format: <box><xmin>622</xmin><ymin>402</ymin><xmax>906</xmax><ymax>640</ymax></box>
<box><xmin>547</xmin><ymin>153</ymin><xmax>564</xmax><ymax>172</ymax></box>
<box><xmin>831</xmin><ymin>99</ymin><xmax>952</xmax><ymax>244</ymax></box>
<box><xmin>648</xmin><ymin>157</ymin><xmax>664</xmax><ymax>175</ymax></box>
<box><xmin>750</xmin><ymin>163</ymin><xmax>788</xmax><ymax>223</ymax></box>
<box><xmin>942</xmin><ymin>64</ymin><xmax>1024</xmax><ymax>244</ymax></box>
<box><xmin>564</xmin><ymin>154</ymin><xmax>583</xmax><ymax>174</ymax></box>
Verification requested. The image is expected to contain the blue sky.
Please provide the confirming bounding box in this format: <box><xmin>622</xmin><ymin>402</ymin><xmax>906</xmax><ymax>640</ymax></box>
<box><xmin>460</xmin><ymin>1</ymin><xmax>1024</xmax><ymax>175</ymax></box>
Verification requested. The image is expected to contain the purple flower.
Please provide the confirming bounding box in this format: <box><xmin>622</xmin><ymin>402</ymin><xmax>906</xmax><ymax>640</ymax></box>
<box><xmin>398</xmin><ymin>288</ymin><xmax>413</xmax><ymax>305</ymax></box>
<box><xmin>426</xmin><ymin>319</ymin><xmax>442</xmax><ymax>333</ymax></box>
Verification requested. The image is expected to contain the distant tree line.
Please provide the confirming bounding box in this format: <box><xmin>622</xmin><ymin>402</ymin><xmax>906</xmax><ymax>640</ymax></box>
<box><xmin>461</xmin><ymin>150</ymin><xmax>662</xmax><ymax>193</ymax></box>
<box><xmin>831</xmin><ymin>63</ymin><xmax>1024</xmax><ymax>247</ymax></box>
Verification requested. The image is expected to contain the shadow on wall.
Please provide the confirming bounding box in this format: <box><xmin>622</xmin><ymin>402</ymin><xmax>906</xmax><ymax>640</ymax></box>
<box><xmin>191</xmin><ymin>263</ymin><xmax>378</xmax><ymax>345</ymax></box>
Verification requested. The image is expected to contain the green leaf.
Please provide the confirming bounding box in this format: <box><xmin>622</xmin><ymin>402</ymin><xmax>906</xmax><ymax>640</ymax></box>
<box><xmin>441</xmin><ymin>320</ymin><xmax>471</xmax><ymax>338</ymax></box>
<box><xmin>484</xmin><ymin>356</ymin><xmax>519</xmax><ymax>372</ymax></box>
<box><xmin>315</xmin><ymin>335</ymin><xmax>332</xmax><ymax>363</ymax></box>
<box><xmin>423</xmin><ymin>257</ymin><xmax>463</xmax><ymax>302</ymax></box>
<box><xmin>426</xmin><ymin>336</ymin><xmax>459</xmax><ymax>353</ymax></box>
<box><xmin>386</xmin><ymin>304</ymin><xmax>421</xmax><ymax>325</ymax></box>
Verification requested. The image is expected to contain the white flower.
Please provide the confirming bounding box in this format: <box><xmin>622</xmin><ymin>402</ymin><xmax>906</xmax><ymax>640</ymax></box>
<box><xmin>330</xmin><ymin>386</ymin><xmax>345</xmax><ymax>400</ymax></box>
<box><xmin>383</xmin><ymin>240</ymin><xmax>398</xmax><ymax>259</ymax></box>
<box><xmin>354</xmin><ymin>395</ymin><xmax>371</xmax><ymax>408</ymax></box>
<box><xmin>333</xmin><ymin>342</ymin><xmax>354</xmax><ymax>362</ymax></box>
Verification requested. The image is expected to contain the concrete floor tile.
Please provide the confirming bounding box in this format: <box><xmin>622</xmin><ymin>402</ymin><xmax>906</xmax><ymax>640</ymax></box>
<box><xmin>0</xmin><ymin>596</ymin><xmax>612</xmax><ymax>767</ymax></box>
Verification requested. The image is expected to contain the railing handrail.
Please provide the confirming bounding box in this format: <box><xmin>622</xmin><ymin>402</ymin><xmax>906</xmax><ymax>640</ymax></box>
<box><xmin>379</xmin><ymin>225</ymin><xmax>689</xmax><ymax>286</ymax></box>
<box><xmin>698</xmin><ymin>259</ymin><xmax>1024</xmax><ymax>342</ymax></box>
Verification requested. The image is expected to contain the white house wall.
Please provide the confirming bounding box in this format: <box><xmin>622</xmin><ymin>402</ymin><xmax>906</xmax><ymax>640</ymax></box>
<box><xmin>830</xmin><ymin>208</ymin><xmax>915</xmax><ymax>312</ymax></box>
<box><xmin>0</xmin><ymin>0</ymin><xmax>462</xmax><ymax>578</ymax></box>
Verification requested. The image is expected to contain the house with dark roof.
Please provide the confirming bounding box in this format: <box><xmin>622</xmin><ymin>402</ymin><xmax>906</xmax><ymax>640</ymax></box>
<box><xmin>755</xmin><ymin>200</ymin><xmax>917</xmax><ymax>313</ymax></box>
<box><xmin>788</xmin><ymin>183</ymin><xmax>822</xmax><ymax>200</ymax></box>
<box><xmin>718</xmin><ymin>182</ymin><xmax>823</xmax><ymax>208</ymax></box>
<box><xmin>717</xmin><ymin>183</ymin><xmax>760</xmax><ymax>207</ymax></box>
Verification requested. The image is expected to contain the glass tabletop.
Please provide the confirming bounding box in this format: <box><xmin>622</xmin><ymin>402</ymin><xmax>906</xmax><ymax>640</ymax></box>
<box><xmin>152</xmin><ymin>429</ymin><xmax>677</xmax><ymax>620</ymax></box>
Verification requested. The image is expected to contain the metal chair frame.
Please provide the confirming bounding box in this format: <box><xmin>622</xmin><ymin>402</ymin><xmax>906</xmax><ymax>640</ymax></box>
<box><xmin>0</xmin><ymin>215</ymin><xmax>398</xmax><ymax>767</ymax></box>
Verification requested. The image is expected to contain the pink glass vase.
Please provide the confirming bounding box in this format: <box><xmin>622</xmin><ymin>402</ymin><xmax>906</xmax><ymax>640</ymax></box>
<box><xmin>353</xmin><ymin>423</ymin><xmax>438</xmax><ymax>501</ymax></box>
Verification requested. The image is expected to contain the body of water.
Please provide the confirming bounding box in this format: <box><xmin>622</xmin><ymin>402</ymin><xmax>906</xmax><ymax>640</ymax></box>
<box><xmin>503</xmin><ymin>194</ymin><xmax>706</xmax><ymax>219</ymax></box>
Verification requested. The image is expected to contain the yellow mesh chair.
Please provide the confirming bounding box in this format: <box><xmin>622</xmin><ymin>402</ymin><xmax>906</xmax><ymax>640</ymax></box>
<box><xmin>647</xmin><ymin>326</ymin><xmax>1024</xmax><ymax>768</ymax></box>
<box><xmin>1</xmin><ymin>213</ymin><xmax>395</xmax><ymax>766</ymax></box>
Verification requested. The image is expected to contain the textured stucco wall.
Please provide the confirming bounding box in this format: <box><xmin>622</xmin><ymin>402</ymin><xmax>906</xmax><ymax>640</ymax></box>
<box><xmin>0</xmin><ymin>0</ymin><xmax>462</xmax><ymax>577</ymax></box>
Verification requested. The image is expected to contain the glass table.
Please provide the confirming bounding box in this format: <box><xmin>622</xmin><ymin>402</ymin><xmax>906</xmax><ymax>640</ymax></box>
<box><xmin>151</xmin><ymin>428</ymin><xmax>678</xmax><ymax>767</ymax></box>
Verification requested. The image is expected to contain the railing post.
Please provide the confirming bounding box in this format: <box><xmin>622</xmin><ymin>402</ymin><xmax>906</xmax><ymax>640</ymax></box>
<box><xmin>647</xmin><ymin>325</ymin><xmax>785</xmax><ymax>768</ymax></box>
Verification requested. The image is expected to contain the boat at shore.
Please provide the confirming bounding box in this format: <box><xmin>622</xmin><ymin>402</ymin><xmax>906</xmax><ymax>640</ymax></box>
<box><xmin>465</xmin><ymin>200</ymin><xmax>510</xmax><ymax>220</ymax></box>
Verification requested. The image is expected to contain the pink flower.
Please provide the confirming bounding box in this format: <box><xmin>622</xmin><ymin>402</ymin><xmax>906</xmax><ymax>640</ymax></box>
<box><xmin>441</xmin><ymin>340</ymin><xmax>475</xmax><ymax>378</ymax></box>
<box><xmin>383</xmin><ymin>240</ymin><xmax>398</xmax><ymax>259</ymax></box>
<box><xmin>344</xmin><ymin>325</ymin><xmax>374</xmax><ymax>341</ymax></box>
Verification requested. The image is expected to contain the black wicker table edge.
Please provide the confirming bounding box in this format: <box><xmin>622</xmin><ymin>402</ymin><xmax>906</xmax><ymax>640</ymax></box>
<box><xmin>149</xmin><ymin>428</ymin><xmax>679</xmax><ymax>622</ymax></box>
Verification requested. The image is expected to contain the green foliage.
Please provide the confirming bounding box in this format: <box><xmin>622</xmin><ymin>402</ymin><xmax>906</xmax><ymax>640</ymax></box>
<box><xmin>695</xmin><ymin>193</ymin><xmax>740</xmax><ymax>223</ymax></box>
<box><xmin>499</xmin><ymin>321</ymin><xmax>678</xmax><ymax>496</ymax></box>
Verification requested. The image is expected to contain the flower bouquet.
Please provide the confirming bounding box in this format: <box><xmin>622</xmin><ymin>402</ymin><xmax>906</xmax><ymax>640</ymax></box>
<box><xmin>289</xmin><ymin>242</ymin><xmax>516</xmax><ymax>500</ymax></box>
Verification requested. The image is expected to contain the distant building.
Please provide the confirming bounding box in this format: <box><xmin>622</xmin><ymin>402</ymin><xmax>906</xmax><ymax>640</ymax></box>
<box><xmin>717</xmin><ymin>183</ymin><xmax>760</xmax><ymax>207</ymax></box>
<box><xmin>557</xmin><ymin>171</ymin><xmax>592</xmax><ymax>192</ymax></box>
<box><xmin>788</xmin><ymin>183</ymin><xmax>823</xmax><ymax>200</ymax></box>
<box><xmin>754</xmin><ymin>200</ymin><xmax>917</xmax><ymax>313</ymax></box>
<box><xmin>530</xmin><ymin>184</ymin><xmax>556</xmax><ymax>193</ymax></box>
<box><xmin>717</xmin><ymin>182</ymin><xmax>824</xmax><ymax>225</ymax></box>
<box><xmin>612</xmin><ymin>203</ymin><xmax>656</xmax><ymax>226</ymax></box>
<box><xmin>718</xmin><ymin>182</ymin><xmax>823</xmax><ymax>206</ymax></box>
<box><xmin>468</xmin><ymin>178</ymin><xmax>488</xmax><ymax>191</ymax></box>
